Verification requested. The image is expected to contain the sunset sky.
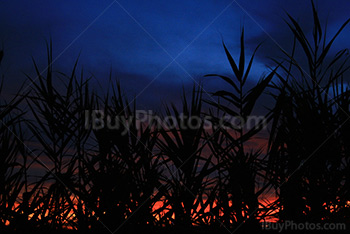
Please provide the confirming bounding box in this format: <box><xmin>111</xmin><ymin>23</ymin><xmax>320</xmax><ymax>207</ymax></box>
<box><xmin>2</xmin><ymin>2</ymin><xmax>350</xmax><ymax>231</ymax></box>
<box><xmin>1</xmin><ymin>0</ymin><xmax>350</xmax><ymax>109</ymax></box>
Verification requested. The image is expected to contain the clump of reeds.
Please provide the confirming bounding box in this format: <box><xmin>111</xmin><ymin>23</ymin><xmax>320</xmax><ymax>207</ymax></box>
<box><xmin>267</xmin><ymin>0</ymin><xmax>350</xmax><ymax>223</ymax></box>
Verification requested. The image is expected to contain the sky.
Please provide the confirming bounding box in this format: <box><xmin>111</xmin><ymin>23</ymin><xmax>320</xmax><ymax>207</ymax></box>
<box><xmin>1</xmin><ymin>0</ymin><xmax>350</xmax><ymax>109</ymax></box>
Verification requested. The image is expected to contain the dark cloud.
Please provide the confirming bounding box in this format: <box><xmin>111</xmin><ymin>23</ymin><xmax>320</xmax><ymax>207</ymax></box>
<box><xmin>1</xmin><ymin>0</ymin><xmax>350</xmax><ymax>108</ymax></box>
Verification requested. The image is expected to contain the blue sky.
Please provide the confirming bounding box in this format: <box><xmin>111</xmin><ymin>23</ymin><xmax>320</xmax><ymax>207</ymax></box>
<box><xmin>1</xmin><ymin>0</ymin><xmax>350</xmax><ymax>109</ymax></box>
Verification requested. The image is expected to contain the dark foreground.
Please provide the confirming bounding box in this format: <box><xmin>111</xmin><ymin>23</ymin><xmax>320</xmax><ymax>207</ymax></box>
<box><xmin>1</xmin><ymin>226</ymin><xmax>349</xmax><ymax>234</ymax></box>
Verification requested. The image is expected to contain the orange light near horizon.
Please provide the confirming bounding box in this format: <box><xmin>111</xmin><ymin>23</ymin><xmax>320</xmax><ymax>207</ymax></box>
<box><xmin>5</xmin><ymin>193</ymin><xmax>348</xmax><ymax>230</ymax></box>
<box><xmin>4</xmin><ymin>196</ymin><xmax>279</xmax><ymax>229</ymax></box>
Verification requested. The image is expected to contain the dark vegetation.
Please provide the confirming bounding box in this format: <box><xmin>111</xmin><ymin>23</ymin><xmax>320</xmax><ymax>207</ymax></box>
<box><xmin>0</xmin><ymin>2</ymin><xmax>349</xmax><ymax>233</ymax></box>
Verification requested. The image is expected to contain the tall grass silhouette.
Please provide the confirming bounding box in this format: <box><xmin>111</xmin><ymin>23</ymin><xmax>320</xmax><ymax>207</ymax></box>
<box><xmin>204</xmin><ymin>28</ymin><xmax>278</xmax><ymax>230</ymax></box>
<box><xmin>267</xmin><ymin>1</ymin><xmax>350</xmax><ymax>224</ymax></box>
<box><xmin>0</xmin><ymin>1</ymin><xmax>349</xmax><ymax>233</ymax></box>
